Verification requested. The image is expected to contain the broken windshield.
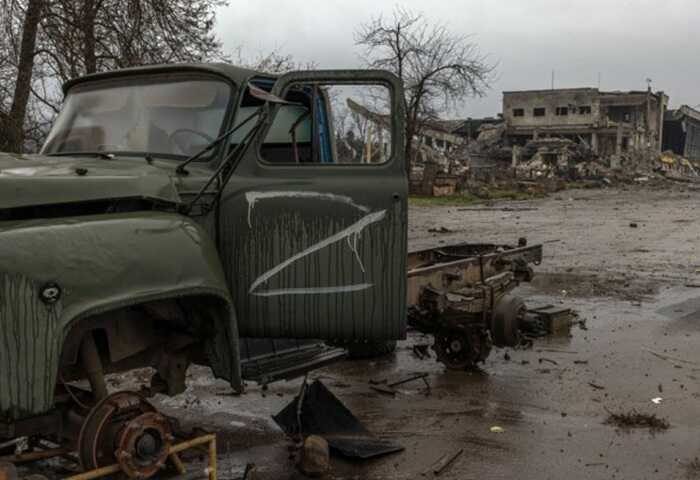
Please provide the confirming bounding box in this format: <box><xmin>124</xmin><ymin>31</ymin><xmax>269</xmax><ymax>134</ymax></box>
<box><xmin>41</xmin><ymin>77</ymin><xmax>232</xmax><ymax>159</ymax></box>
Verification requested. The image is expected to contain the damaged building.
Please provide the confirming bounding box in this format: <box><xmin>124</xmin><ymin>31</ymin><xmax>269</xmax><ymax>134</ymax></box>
<box><xmin>346</xmin><ymin>98</ymin><xmax>467</xmax><ymax>161</ymax></box>
<box><xmin>663</xmin><ymin>105</ymin><xmax>700</xmax><ymax>161</ymax></box>
<box><xmin>502</xmin><ymin>88</ymin><xmax>668</xmax><ymax>163</ymax></box>
<box><xmin>344</xmin><ymin>86</ymin><xmax>685</xmax><ymax>191</ymax></box>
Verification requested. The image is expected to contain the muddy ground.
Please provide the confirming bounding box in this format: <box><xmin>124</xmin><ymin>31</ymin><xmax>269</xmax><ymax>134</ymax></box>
<box><xmin>37</xmin><ymin>186</ymin><xmax>700</xmax><ymax>479</ymax></box>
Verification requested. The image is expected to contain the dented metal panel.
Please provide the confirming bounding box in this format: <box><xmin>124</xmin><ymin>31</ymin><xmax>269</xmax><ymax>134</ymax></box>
<box><xmin>0</xmin><ymin>212</ymin><xmax>239</xmax><ymax>419</ymax></box>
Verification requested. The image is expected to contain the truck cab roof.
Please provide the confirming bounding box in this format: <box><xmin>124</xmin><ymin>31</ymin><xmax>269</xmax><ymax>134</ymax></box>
<box><xmin>63</xmin><ymin>62</ymin><xmax>272</xmax><ymax>94</ymax></box>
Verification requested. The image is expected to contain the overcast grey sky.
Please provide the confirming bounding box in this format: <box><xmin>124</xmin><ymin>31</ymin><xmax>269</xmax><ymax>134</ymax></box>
<box><xmin>215</xmin><ymin>0</ymin><xmax>697</xmax><ymax>118</ymax></box>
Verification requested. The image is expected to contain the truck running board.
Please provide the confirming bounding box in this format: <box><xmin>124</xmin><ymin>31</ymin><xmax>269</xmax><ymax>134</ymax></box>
<box><xmin>240</xmin><ymin>342</ymin><xmax>347</xmax><ymax>385</ymax></box>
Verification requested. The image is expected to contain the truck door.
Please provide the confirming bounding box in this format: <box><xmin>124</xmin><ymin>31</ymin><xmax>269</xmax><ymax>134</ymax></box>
<box><xmin>220</xmin><ymin>70</ymin><xmax>407</xmax><ymax>342</ymax></box>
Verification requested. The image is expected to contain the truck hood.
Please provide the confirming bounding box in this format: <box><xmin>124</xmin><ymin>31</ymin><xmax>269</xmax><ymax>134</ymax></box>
<box><xmin>0</xmin><ymin>152</ymin><xmax>182</xmax><ymax>209</ymax></box>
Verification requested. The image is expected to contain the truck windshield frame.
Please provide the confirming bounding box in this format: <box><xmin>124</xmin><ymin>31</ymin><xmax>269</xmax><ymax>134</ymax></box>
<box><xmin>41</xmin><ymin>74</ymin><xmax>235</xmax><ymax>161</ymax></box>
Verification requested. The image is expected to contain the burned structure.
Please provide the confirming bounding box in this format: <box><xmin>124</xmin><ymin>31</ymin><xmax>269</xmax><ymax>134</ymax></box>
<box><xmin>346</xmin><ymin>99</ymin><xmax>466</xmax><ymax>162</ymax></box>
<box><xmin>663</xmin><ymin>105</ymin><xmax>700</xmax><ymax>161</ymax></box>
<box><xmin>503</xmin><ymin>88</ymin><xmax>668</xmax><ymax>159</ymax></box>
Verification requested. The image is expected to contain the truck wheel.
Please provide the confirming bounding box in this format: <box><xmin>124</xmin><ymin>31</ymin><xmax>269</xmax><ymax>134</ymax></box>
<box><xmin>433</xmin><ymin>326</ymin><xmax>492</xmax><ymax>370</ymax></box>
<box><xmin>343</xmin><ymin>341</ymin><xmax>397</xmax><ymax>359</ymax></box>
<box><xmin>491</xmin><ymin>295</ymin><xmax>526</xmax><ymax>347</ymax></box>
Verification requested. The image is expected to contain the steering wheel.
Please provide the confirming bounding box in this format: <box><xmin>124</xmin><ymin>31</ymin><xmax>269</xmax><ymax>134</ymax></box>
<box><xmin>170</xmin><ymin>129</ymin><xmax>215</xmax><ymax>155</ymax></box>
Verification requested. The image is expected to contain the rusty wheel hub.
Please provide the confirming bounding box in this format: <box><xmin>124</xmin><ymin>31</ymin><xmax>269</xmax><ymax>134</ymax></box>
<box><xmin>77</xmin><ymin>391</ymin><xmax>172</xmax><ymax>479</ymax></box>
<box><xmin>433</xmin><ymin>326</ymin><xmax>492</xmax><ymax>370</ymax></box>
<box><xmin>116</xmin><ymin>411</ymin><xmax>172</xmax><ymax>478</ymax></box>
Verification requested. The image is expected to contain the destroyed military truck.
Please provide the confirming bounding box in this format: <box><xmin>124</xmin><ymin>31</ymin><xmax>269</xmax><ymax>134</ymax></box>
<box><xmin>0</xmin><ymin>63</ymin><xmax>541</xmax><ymax>476</ymax></box>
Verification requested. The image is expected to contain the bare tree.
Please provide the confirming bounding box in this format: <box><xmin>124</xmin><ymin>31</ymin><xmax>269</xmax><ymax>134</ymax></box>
<box><xmin>233</xmin><ymin>46</ymin><xmax>316</xmax><ymax>74</ymax></box>
<box><xmin>0</xmin><ymin>0</ymin><xmax>226</xmax><ymax>153</ymax></box>
<box><xmin>355</xmin><ymin>7</ymin><xmax>494</xmax><ymax>171</ymax></box>
<box><xmin>0</xmin><ymin>0</ymin><xmax>44</xmax><ymax>152</ymax></box>
<box><xmin>41</xmin><ymin>0</ymin><xmax>227</xmax><ymax>83</ymax></box>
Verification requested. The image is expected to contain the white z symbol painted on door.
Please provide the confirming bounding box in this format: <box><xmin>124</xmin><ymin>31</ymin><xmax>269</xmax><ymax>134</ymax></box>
<box><xmin>245</xmin><ymin>191</ymin><xmax>386</xmax><ymax>297</ymax></box>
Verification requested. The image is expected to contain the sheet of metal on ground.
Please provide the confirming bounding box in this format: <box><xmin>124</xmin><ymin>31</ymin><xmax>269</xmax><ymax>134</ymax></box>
<box><xmin>273</xmin><ymin>380</ymin><xmax>404</xmax><ymax>459</ymax></box>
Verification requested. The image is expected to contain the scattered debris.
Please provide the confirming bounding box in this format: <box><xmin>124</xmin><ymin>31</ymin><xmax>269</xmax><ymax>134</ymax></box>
<box><xmin>412</xmin><ymin>344</ymin><xmax>431</xmax><ymax>359</ymax></box>
<box><xmin>537</xmin><ymin>348</ymin><xmax>579</xmax><ymax>355</ymax></box>
<box><xmin>387</xmin><ymin>373</ymin><xmax>430</xmax><ymax>388</ymax></box>
<box><xmin>489</xmin><ymin>426</ymin><xmax>504</xmax><ymax>434</ymax></box>
<box><xmin>522</xmin><ymin>305</ymin><xmax>575</xmax><ymax>336</ymax></box>
<box><xmin>604</xmin><ymin>409</ymin><xmax>669</xmax><ymax>432</ymax></box>
<box><xmin>0</xmin><ymin>462</ymin><xmax>17</xmax><ymax>480</ymax></box>
<box><xmin>539</xmin><ymin>358</ymin><xmax>559</xmax><ymax>366</ymax></box>
<box><xmin>644</xmin><ymin>348</ymin><xmax>699</xmax><ymax>366</ymax></box>
<box><xmin>273</xmin><ymin>380</ymin><xmax>404</xmax><ymax>459</ymax></box>
<box><xmin>629</xmin><ymin>222</ymin><xmax>639</xmax><ymax>228</ymax></box>
<box><xmin>369</xmin><ymin>373</ymin><xmax>431</xmax><ymax>396</ymax></box>
<box><xmin>588</xmin><ymin>382</ymin><xmax>606</xmax><ymax>390</ymax></box>
<box><xmin>651</xmin><ymin>397</ymin><xmax>663</xmax><ymax>405</ymax></box>
<box><xmin>685</xmin><ymin>457</ymin><xmax>700</xmax><ymax>479</ymax></box>
<box><xmin>428</xmin><ymin>226</ymin><xmax>453</xmax><ymax>234</ymax></box>
<box><xmin>422</xmin><ymin>449</ymin><xmax>464</xmax><ymax>476</ymax></box>
<box><xmin>370</xmin><ymin>384</ymin><xmax>398</xmax><ymax>396</ymax></box>
<box><xmin>300</xmin><ymin>435</ymin><xmax>330</xmax><ymax>477</ymax></box>
<box><xmin>457</xmin><ymin>206</ymin><xmax>538</xmax><ymax>212</ymax></box>
<box><xmin>242</xmin><ymin>463</ymin><xmax>258</xmax><ymax>480</ymax></box>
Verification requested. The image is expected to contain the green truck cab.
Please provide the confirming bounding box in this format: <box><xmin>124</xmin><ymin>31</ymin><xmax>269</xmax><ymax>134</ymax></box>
<box><xmin>0</xmin><ymin>64</ymin><xmax>407</xmax><ymax>433</ymax></box>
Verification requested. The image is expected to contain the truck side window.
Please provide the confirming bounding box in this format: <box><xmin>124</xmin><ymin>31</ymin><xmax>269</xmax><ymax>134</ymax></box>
<box><xmin>262</xmin><ymin>103</ymin><xmax>314</xmax><ymax>163</ymax></box>
<box><xmin>230</xmin><ymin>81</ymin><xmax>313</xmax><ymax>163</ymax></box>
<box><xmin>327</xmin><ymin>84</ymin><xmax>393</xmax><ymax>164</ymax></box>
<box><xmin>257</xmin><ymin>82</ymin><xmax>393</xmax><ymax>165</ymax></box>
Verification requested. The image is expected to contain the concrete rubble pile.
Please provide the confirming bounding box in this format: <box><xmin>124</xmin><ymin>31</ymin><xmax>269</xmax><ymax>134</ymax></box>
<box><xmin>658</xmin><ymin>150</ymin><xmax>700</xmax><ymax>183</ymax></box>
<box><xmin>464</xmin><ymin>123</ymin><xmax>700</xmax><ymax>187</ymax></box>
<box><xmin>357</xmin><ymin>91</ymin><xmax>700</xmax><ymax>196</ymax></box>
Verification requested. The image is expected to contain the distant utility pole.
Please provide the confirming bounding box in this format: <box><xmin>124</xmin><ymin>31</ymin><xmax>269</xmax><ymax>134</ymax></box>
<box><xmin>597</xmin><ymin>72</ymin><xmax>601</xmax><ymax>89</ymax></box>
<box><xmin>551</xmin><ymin>70</ymin><xmax>555</xmax><ymax>90</ymax></box>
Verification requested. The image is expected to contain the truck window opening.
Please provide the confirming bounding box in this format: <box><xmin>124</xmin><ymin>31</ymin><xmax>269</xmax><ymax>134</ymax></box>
<box><xmin>41</xmin><ymin>78</ymin><xmax>231</xmax><ymax>159</ymax></box>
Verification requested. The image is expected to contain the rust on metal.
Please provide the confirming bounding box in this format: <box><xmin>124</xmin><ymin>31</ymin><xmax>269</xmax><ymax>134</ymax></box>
<box><xmin>407</xmin><ymin>242</ymin><xmax>542</xmax><ymax>370</ymax></box>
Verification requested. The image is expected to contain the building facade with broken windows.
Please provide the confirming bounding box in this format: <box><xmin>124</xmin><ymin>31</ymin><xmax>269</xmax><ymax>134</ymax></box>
<box><xmin>502</xmin><ymin>88</ymin><xmax>668</xmax><ymax>159</ymax></box>
<box><xmin>663</xmin><ymin>105</ymin><xmax>700</xmax><ymax>161</ymax></box>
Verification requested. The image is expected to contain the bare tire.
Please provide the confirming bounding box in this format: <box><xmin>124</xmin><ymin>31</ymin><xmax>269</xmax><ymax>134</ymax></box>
<box><xmin>491</xmin><ymin>295</ymin><xmax>526</xmax><ymax>347</ymax></box>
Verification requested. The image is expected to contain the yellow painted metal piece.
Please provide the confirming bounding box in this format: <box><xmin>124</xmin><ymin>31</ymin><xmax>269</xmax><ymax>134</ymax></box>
<box><xmin>169</xmin><ymin>452</ymin><xmax>186</xmax><ymax>475</ymax></box>
<box><xmin>64</xmin><ymin>464</ymin><xmax>122</xmax><ymax>480</ymax></box>
<box><xmin>64</xmin><ymin>433</ymin><xmax>217</xmax><ymax>480</ymax></box>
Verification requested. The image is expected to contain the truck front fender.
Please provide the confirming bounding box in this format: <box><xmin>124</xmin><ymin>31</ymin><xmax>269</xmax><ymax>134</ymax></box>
<box><xmin>0</xmin><ymin>212</ymin><xmax>240</xmax><ymax>420</ymax></box>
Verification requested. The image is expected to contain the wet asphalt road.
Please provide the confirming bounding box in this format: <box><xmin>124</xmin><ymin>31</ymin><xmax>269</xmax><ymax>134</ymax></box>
<box><xmin>34</xmin><ymin>186</ymin><xmax>700</xmax><ymax>479</ymax></box>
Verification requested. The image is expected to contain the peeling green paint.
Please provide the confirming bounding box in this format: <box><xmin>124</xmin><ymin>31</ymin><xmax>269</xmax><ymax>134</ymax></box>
<box><xmin>0</xmin><ymin>273</ymin><xmax>63</xmax><ymax>418</ymax></box>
